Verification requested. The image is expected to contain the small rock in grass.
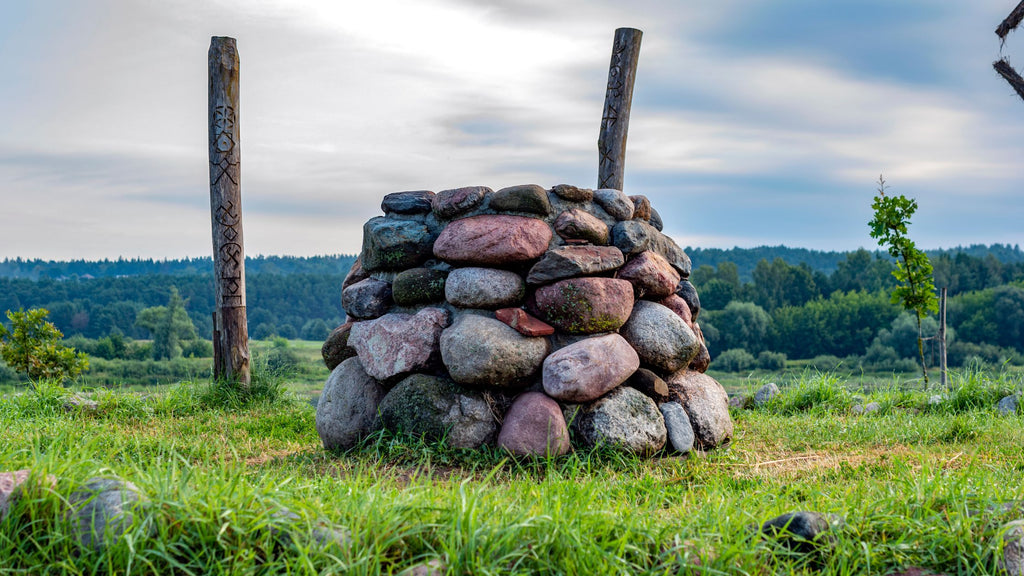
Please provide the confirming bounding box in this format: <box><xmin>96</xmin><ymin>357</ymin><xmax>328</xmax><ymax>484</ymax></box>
<box><xmin>753</xmin><ymin>383</ymin><xmax>780</xmax><ymax>406</ymax></box>
<box><xmin>63</xmin><ymin>394</ymin><xmax>98</xmax><ymax>413</ymax></box>
<box><xmin>998</xmin><ymin>394</ymin><xmax>1020</xmax><ymax>416</ymax></box>
<box><xmin>398</xmin><ymin>559</ymin><xmax>447</xmax><ymax>576</ymax></box>
<box><xmin>269</xmin><ymin>507</ymin><xmax>350</xmax><ymax>551</ymax></box>
<box><xmin>659</xmin><ymin>402</ymin><xmax>695</xmax><ymax>454</ymax></box>
<box><xmin>69</xmin><ymin>478</ymin><xmax>147</xmax><ymax>551</ymax></box>
<box><xmin>761</xmin><ymin>511</ymin><xmax>842</xmax><ymax>554</ymax></box>
<box><xmin>928</xmin><ymin>394</ymin><xmax>944</xmax><ymax>406</ymax></box>
<box><xmin>728</xmin><ymin>395</ymin><xmax>749</xmax><ymax>410</ymax></box>
<box><xmin>851</xmin><ymin>402</ymin><xmax>880</xmax><ymax>415</ymax></box>
<box><xmin>998</xmin><ymin>519</ymin><xmax>1024</xmax><ymax>575</ymax></box>
<box><xmin>1</xmin><ymin>470</ymin><xmax>56</xmax><ymax>521</ymax></box>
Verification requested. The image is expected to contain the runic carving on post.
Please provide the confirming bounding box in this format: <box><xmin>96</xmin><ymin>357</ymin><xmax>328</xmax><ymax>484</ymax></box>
<box><xmin>208</xmin><ymin>36</ymin><xmax>250</xmax><ymax>388</ymax></box>
<box><xmin>598</xmin><ymin>27</ymin><xmax>642</xmax><ymax>191</ymax></box>
<box><xmin>994</xmin><ymin>2</ymin><xmax>1024</xmax><ymax>102</ymax></box>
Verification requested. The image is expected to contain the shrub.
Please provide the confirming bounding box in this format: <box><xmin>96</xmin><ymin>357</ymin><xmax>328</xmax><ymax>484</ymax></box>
<box><xmin>715</xmin><ymin>348</ymin><xmax>756</xmax><ymax>373</ymax></box>
<box><xmin>808</xmin><ymin>354</ymin><xmax>844</xmax><ymax>373</ymax></box>
<box><xmin>757</xmin><ymin>351</ymin><xmax>787</xmax><ymax>371</ymax></box>
<box><xmin>0</xmin><ymin>308</ymin><xmax>89</xmax><ymax>382</ymax></box>
<box><xmin>181</xmin><ymin>339</ymin><xmax>214</xmax><ymax>358</ymax></box>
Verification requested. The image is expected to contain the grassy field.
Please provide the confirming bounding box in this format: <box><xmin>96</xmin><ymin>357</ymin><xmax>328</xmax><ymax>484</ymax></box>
<box><xmin>1</xmin><ymin>369</ymin><xmax>1022</xmax><ymax>575</ymax></box>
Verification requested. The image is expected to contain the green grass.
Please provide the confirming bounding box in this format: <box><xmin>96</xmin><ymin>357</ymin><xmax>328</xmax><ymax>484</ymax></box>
<box><xmin>1</xmin><ymin>372</ymin><xmax>1023</xmax><ymax>574</ymax></box>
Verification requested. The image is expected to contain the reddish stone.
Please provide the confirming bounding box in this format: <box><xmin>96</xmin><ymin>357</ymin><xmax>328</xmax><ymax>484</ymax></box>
<box><xmin>629</xmin><ymin>195</ymin><xmax>652</xmax><ymax>221</ymax></box>
<box><xmin>553</xmin><ymin>208</ymin><xmax>610</xmax><ymax>245</ymax></box>
<box><xmin>348</xmin><ymin>308</ymin><xmax>450</xmax><ymax>381</ymax></box>
<box><xmin>497</xmin><ymin>392</ymin><xmax>571</xmax><ymax>457</ymax></box>
<box><xmin>342</xmin><ymin>256</ymin><xmax>369</xmax><ymax>290</ymax></box>
<box><xmin>542</xmin><ymin>334</ymin><xmax>640</xmax><ymax>402</ymax></box>
<box><xmin>526</xmin><ymin>245</ymin><xmax>624</xmax><ymax>285</ymax></box>
<box><xmin>658</xmin><ymin>294</ymin><xmax>694</xmax><ymax>329</ymax></box>
<box><xmin>432</xmin><ymin>186</ymin><xmax>490</xmax><ymax>219</ymax></box>
<box><xmin>532</xmin><ymin>277</ymin><xmax>634</xmax><ymax>334</ymax></box>
<box><xmin>321</xmin><ymin>322</ymin><xmax>357</xmax><ymax>370</ymax></box>
<box><xmin>617</xmin><ymin>251</ymin><xmax>680</xmax><ymax>298</ymax></box>
<box><xmin>495</xmin><ymin>308</ymin><xmax>555</xmax><ymax>337</ymax></box>
<box><xmin>433</xmin><ymin>215</ymin><xmax>552</xmax><ymax>265</ymax></box>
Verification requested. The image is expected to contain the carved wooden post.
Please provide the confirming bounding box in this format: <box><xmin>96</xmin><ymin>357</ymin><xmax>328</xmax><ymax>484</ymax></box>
<box><xmin>939</xmin><ymin>287</ymin><xmax>948</xmax><ymax>390</ymax></box>
<box><xmin>598</xmin><ymin>27</ymin><xmax>642</xmax><ymax>191</ymax></box>
<box><xmin>208</xmin><ymin>36</ymin><xmax>250</xmax><ymax>388</ymax></box>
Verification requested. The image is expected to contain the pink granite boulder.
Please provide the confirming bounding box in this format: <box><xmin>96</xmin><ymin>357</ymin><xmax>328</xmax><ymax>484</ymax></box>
<box><xmin>542</xmin><ymin>333</ymin><xmax>640</xmax><ymax>403</ymax></box>
<box><xmin>432</xmin><ymin>215</ymin><xmax>552</xmax><ymax>266</ymax></box>
<box><xmin>617</xmin><ymin>250</ymin><xmax>680</xmax><ymax>299</ymax></box>
<box><xmin>497</xmin><ymin>392</ymin><xmax>571</xmax><ymax>457</ymax></box>
<box><xmin>532</xmin><ymin>277</ymin><xmax>634</xmax><ymax>334</ymax></box>
<box><xmin>349</xmin><ymin>307</ymin><xmax>450</xmax><ymax>381</ymax></box>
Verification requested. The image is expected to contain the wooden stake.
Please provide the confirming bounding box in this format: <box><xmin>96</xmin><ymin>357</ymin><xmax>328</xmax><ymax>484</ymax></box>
<box><xmin>208</xmin><ymin>36</ymin><xmax>250</xmax><ymax>389</ymax></box>
<box><xmin>939</xmin><ymin>287</ymin><xmax>948</xmax><ymax>390</ymax></box>
<box><xmin>598</xmin><ymin>28</ymin><xmax>642</xmax><ymax>191</ymax></box>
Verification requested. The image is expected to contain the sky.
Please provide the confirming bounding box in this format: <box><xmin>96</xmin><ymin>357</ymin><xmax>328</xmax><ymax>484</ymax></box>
<box><xmin>1</xmin><ymin>0</ymin><xmax>1022</xmax><ymax>260</ymax></box>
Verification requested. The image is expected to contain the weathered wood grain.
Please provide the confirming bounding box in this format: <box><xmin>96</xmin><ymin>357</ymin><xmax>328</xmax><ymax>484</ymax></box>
<box><xmin>208</xmin><ymin>36</ymin><xmax>250</xmax><ymax>388</ymax></box>
<box><xmin>598</xmin><ymin>28</ymin><xmax>642</xmax><ymax>192</ymax></box>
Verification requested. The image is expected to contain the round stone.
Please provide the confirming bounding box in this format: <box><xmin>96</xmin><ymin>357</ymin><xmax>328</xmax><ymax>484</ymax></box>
<box><xmin>440</xmin><ymin>314</ymin><xmax>549</xmax><ymax>388</ymax></box>
<box><xmin>445</xmin><ymin>267</ymin><xmax>525</xmax><ymax>309</ymax></box>
<box><xmin>542</xmin><ymin>333</ymin><xmax>640</xmax><ymax>403</ymax></box>
<box><xmin>532</xmin><ymin>277</ymin><xmax>634</xmax><ymax>334</ymax></box>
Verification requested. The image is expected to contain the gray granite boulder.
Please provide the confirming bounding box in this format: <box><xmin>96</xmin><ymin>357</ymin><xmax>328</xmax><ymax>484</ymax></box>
<box><xmin>440</xmin><ymin>314</ymin><xmax>549</xmax><ymax>388</ymax></box>
<box><xmin>666</xmin><ymin>370</ymin><xmax>733</xmax><ymax>450</ymax></box>
<box><xmin>349</xmin><ymin>308</ymin><xmax>449</xmax><ymax>381</ymax></box>
<box><xmin>382</xmin><ymin>190</ymin><xmax>435</xmax><ymax>215</ymax></box>
<box><xmin>620</xmin><ymin>300</ymin><xmax>700</xmax><ymax>373</ymax></box>
<box><xmin>392</xmin><ymin>268</ymin><xmax>447</xmax><ymax>306</ymax></box>
<box><xmin>566</xmin><ymin>386</ymin><xmax>666</xmax><ymax>455</ymax></box>
<box><xmin>753</xmin><ymin>382</ymin><xmax>781</xmax><ymax>406</ymax></box>
<box><xmin>593</xmin><ymin>188</ymin><xmax>634</xmax><ymax>220</ymax></box>
<box><xmin>361</xmin><ymin>217</ymin><xmax>436</xmax><ymax>272</ymax></box>
<box><xmin>69</xmin><ymin>478</ymin><xmax>147</xmax><ymax>551</ymax></box>
<box><xmin>659</xmin><ymin>402</ymin><xmax>695</xmax><ymax>454</ymax></box>
<box><xmin>378</xmin><ymin>374</ymin><xmax>498</xmax><ymax>448</ymax></box>
<box><xmin>497</xmin><ymin>392</ymin><xmax>571</xmax><ymax>457</ymax></box>
<box><xmin>542</xmin><ymin>333</ymin><xmax>640</xmax><ymax>403</ymax></box>
<box><xmin>321</xmin><ymin>322</ymin><xmax>356</xmax><ymax>370</ymax></box>
<box><xmin>445</xmin><ymin>267</ymin><xmax>525</xmax><ymax>309</ymax></box>
<box><xmin>526</xmin><ymin>245</ymin><xmax>624</xmax><ymax>285</ymax></box>
<box><xmin>342</xmin><ymin>278</ymin><xmax>393</xmax><ymax>320</ymax></box>
<box><xmin>762</xmin><ymin>511</ymin><xmax>841</xmax><ymax>554</ymax></box>
<box><xmin>998</xmin><ymin>394</ymin><xmax>1020</xmax><ymax>416</ymax></box>
<box><xmin>316</xmin><ymin>357</ymin><xmax>387</xmax><ymax>451</ymax></box>
<box><xmin>998</xmin><ymin>519</ymin><xmax>1024</xmax><ymax>575</ymax></box>
<box><xmin>490</xmin><ymin>184</ymin><xmax>551</xmax><ymax>216</ymax></box>
<box><xmin>553</xmin><ymin>208</ymin><xmax>610</xmax><ymax>245</ymax></box>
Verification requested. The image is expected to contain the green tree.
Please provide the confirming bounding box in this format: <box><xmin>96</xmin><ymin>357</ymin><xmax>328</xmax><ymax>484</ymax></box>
<box><xmin>704</xmin><ymin>301</ymin><xmax>772</xmax><ymax>355</ymax></box>
<box><xmin>0</xmin><ymin>308</ymin><xmax>89</xmax><ymax>382</ymax></box>
<box><xmin>868</xmin><ymin>176</ymin><xmax>938</xmax><ymax>382</ymax></box>
<box><xmin>135</xmin><ymin>287</ymin><xmax>197</xmax><ymax>360</ymax></box>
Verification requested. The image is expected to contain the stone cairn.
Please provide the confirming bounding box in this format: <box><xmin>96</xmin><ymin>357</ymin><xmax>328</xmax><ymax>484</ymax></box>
<box><xmin>317</xmin><ymin>184</ymin><xmax>734</xmax><ymax>457</ymax></box>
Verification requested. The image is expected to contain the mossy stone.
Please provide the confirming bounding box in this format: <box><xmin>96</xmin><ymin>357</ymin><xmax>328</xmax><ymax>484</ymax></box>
<box><xmin>392</xmin><ymin>268</ymin><xmax>447</xmax><ymax>306</ymax></box>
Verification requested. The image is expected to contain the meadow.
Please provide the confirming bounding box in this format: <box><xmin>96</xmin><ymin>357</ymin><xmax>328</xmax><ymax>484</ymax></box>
<box><xmin>1</xmin><ymin>366</ymin><xmax>1022</xmax><ymax>575</ymax></box>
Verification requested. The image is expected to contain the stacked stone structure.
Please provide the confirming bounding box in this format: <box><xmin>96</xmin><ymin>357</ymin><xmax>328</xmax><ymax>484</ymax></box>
<box><xmin>317</xmin><ymin>184</ymin><xmax>733</xmax><ymax>456</ymax></box>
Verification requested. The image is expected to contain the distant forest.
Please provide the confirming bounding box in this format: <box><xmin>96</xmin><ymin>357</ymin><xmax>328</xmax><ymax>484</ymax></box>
<box><xmin>1</xmin><ymin>245</ymin><xmax>1022</xmax><ymax>370</ymax></box>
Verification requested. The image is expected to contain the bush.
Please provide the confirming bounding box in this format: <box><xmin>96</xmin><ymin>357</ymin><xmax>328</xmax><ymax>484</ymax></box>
<box><xmin>808</xmin><ymin>354</ymin><xmax>844</xmax><ymax>373</ymax></box>
<box><xmin>715</xmin><ymin>348</ymin><xmax>756</xmax><ymax>372</ymax></box>
<box><xmin>0</xmin><ymin>308</ymin><xmax>89</xmax><ymax>382</ymax></box>
<box><xmin>181</xmin><ymin>339</ymin><xmax>214</xmax><ymax>358</ymax></box>
<box><xmin>757</xmin><ymin>351</ymin><xmax>787</xmax><ymax>371</ymax></box>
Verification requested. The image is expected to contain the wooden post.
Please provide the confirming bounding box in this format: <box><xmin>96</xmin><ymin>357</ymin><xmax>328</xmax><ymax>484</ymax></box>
<box><xmin>598</xmin><ymin>27</ymin><xmax>642</xmax><ymax>191</ymax></box>
<box><xmin>208</xmin><ymin>36</ymin><xmax>250</xmax><ymax>388</ymax></box>
<box><xmin>939</xmin><ymin>287</ymin><xmax>948</xmax><ymax>390</ymax></box>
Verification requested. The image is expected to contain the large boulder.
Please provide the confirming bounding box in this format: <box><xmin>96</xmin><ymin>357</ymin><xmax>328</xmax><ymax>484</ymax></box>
<box><xmin>377</xmin><ymin>374</ymin><xmax>498</xmax><ymax>448</ymax></box>
<box><xmin>361</xmin><ymin>217</ymin><xmax>436</xmax><ymax>272</ymax></box>
<box><xmin>593</xmin><ymin>188</ymin><xmax>634</xmax><ymax>220</ymax></box>
<box><xmin>433</xmin><ymin>215</ymin><xmax>552</xmax><ymax>266</ymax></box>
<box><xmin>620</xmin><ymin>300</ymin><xmax>700</xmax><ymax>373</ymax></box>
<box><xmin>68</xmin><ymin>478</ymin><xmax>147</xmax><ymax>551</ymax></box>
<box><xmin>489</xmin><ymin>184</ymin><xmax>551</xmax><ymax>216</ymax></box>
<box><xmin>526</xmin><ymin>245</ymin><xmax>624</xmax><ymax>285</ymax></box>
<box><xmin>341</xmin><ymin>278</ymin><xmax>393</xmax><ymax>320</ymax></box>
<box><xmin>445</xmin><ymin>267</ymin><xmax>525</xmax><ymax>308</ymax></box>
<box><xmin>565</xmin><ymin>387</ymin><xmax>666</xmax><ymax>454</ymax></box>
<box><xmin>553</xmin><ymin>208</ymin><xmax>609</xmax><ymax>245</ymax></box>
<box><xmin>349</xmin><ymin>308</ymin><xmax>449</xmax><ymax>381</ymax></box>
<box><xmin>382</xmin><ymin>190</ymin><xmax>435</xmax><ymax>215</ymax></box>
<box><xmin>432</xmin><ymin>185</ymin><xmax>490</xmax><ymax>219</ymax></box>
<box><xmin>392</xmin><ymin>268</ymin><xmax>447</xmax><ymax>306</ymax></box>
<box><xmin>532</xmin><ymin>277</ymin><xmax>634</xmax><ymax>334</ymax></box>
<box><xmin>616</xmin><ymin>250</ymin><xmax>680</xmax><ymax>298</ymax></box>
<box><xmin>316</xmin><ymin>357</ymin><xmax>387</xmax><ymax>451</ymax></box>
<box><xmin>440</xmin><ymin>314</ymin><xmax>549</xmax><ymax>388</ymax></box>
<box><xmin>497</xmin><ymin>392</ymin><xmax>571</xmax><ymax>457</ymax></box>
<box><xmin>542</xmin><ymin>334</ymin><xmax>639</xmax><ymax>403</ymax></box>
<box><xmin>666</xmin><ymin>370</ymin><xmax>733</xmax><ymax>450</ymax></box>
<box><xmin>321</xmin><ymin>322</ymin><xmax>356</xmax><ymax>370</ymax></box>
